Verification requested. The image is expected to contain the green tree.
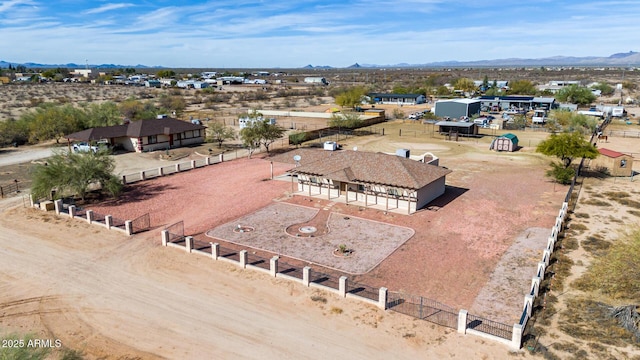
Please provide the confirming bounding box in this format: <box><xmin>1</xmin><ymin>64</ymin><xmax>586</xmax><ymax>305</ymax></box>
<box><xmin>21</xmin><ymin>104</ymin><xmax>86</xmax><ymax>143</ymax></box>
<box><xmin>239</xmin><ymin>123</ymin><xmax>261</xmax><ymax>159</ymax></box>
<box><xmin>453</xmin><ymin>78</ymin><xmax>476</xmax><ymax>94</ymax></box>
<box><xmin>328</xmin><ymin>111</ymin><xmax>363</xmax><ymax>129</ymax></box>
<box><xmin>556</xmin><ymin>85</ymin><xmax>596</xmax><ymax>105</ymax></box>
<box><xmin>591</xmin><ymin>82</ymin><xmax>614</xmax><ymax>96</ymax></box>
<box><xmin>0</xmin><ymin>118</ymin><xmax>30</xmax><ymax>146</ymax></box>
<box><xmin>157</xmin><ymin>69</ymin><xmax>176</xmax><ymax>78</ymax></box>
<box><xmin>334</xmin><ymin>86</ymin><xmax>367</xmax><ymax>109</ymax></box>
<box><xmin>548</xmin><ymin>110</ymin><xmax>598</xmax><ymax>134</ymax></box>
<box><xmin>435</xmin><ymin>85</ymin><xmax>451</xmax><ymax>96</ymax></box>
<box><xmin>536</xmin><ymin>131</ymin><xmax>599</xmax><ymax>169</ymax></box>
<box><xmin>207</xmin><ymin>121</ymin><xmax>236</xmax><ymax>148</ymax></box>
<box><xmin>118</xmin><ymin>99</ymin><xmax>159</xmax><ymax>121</ymax></box>
<box><xmin>508</xmin><ymin>80</ymin><xmax>536</xmax><ymax>95</ymax></box>
<box><xmin>31</xmin><ymin>150</ymin><xmax>122</xmax><ymax>201</ymax></box>
<box><xmin>238</xmin><ymin>110</ymin><xmax>286</xmax><ymax>156</ymax></box>
<box><xmin>158</xmin><ymin>94</ymin><xmax>186</xmax><ymax>115</ymax></box>
<box><xmin>83</xmin><ymin>101</ymin><xmax>122</xmax><ymax>128</ymax></box>
<box><xmin>289</xmin><ymin>131</ymin><xmax>307</xmax><ymax>147</ymax></box>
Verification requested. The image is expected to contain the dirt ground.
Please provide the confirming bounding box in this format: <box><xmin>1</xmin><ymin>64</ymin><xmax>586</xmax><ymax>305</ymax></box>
<box><xmin>0</xmin><ymin>198</ymin><xmax>534</xmax><ymax>359</ymax></box>
<box><xmin>2</xmin><ymin>98</ymin><xmax>639</xmax><ymax>358</ymax></box>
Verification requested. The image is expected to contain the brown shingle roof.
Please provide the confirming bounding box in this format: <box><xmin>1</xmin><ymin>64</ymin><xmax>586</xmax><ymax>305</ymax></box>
<box><xmin>277</xmin><ymin>149</ymin><xmax>451</xmax><ymax>190</ymax></box>
<box><xmin>65</xmin><ymin>117</ymin><xmax>205</xmax><ymax>141</ymax></box>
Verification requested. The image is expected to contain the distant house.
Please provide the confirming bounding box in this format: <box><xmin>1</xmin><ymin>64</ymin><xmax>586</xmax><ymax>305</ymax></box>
<box><xmin>433</xmin><ymin>99</ymin><xmax>481</xmax><ymax>119</ymax></box>
<box><xmin>368</xmin><ymin>93</ymin><xmax>426</xmax><ymax>105</ymax></box>
<box><xmin>65</xmin><ymin>116</ymin><xmax>206</xmax><ymax>153</ymax></box>
<box><xmin>590</xmin><ymin>148</ymin><xmax>634</xmax><ymax>177</ymax></box>
<box><xmin>274</xmin><ymin>149</ymin><xmax>451</xmax><ymax>214</ymax></box>
<box><xmin>303</xmin><ymin>77</ymin><xmax>328</xmax><ymax>85</ymax></box>
<box><xmin>238</xmin><ymin>116</ymin><xmax>276</xmax><ymax>129</ymax></box>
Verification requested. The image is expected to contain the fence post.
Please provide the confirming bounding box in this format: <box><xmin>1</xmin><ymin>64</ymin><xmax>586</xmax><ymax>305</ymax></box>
<box><xmin>122</xmin><ymin>175</ymin><xmax>127</xmax><ymax>184</ymax></box>
<box><xmin>161</xmin><ymin>230</ymin><xmax>169</xmax><ymax>246</ymax></box>
<box><xmin>531</xmin><ymin>277</ymin><xmax>541</xmax><ymax>297</ymax></box>
<box><xmin>219</xmin><ymin>153</ymin><xmax>224</xmax><ymax>163</ymax></box>
<box><xmin>185</xmin><ymin>236</ymin><xmax>193</xmax><ymax>253</ymax></box>
<box><xmin>175</xmin><ymin>164</ymin><xmax>180</xmax><ymax>173</ymax></box>
<box><xmin>54</xmin><ymin>199</ymin><xmax>62</xmax><ymax>215</ymax></box>
<box><xmin>239</xmin><ymin>250</ymin><xmax>248</xmax><ymax>268</ymax></box>
<box><xmin>378</xmin><ymin>287</ymin><xmax>387</xmax><ymax>310</ymax></box>
<box><xmin>302</xmin><ymin>266</ymin><xmax>311</xmax><ymax>286</ymax></box>
<box><xmin>543</xmin><ymin>249</ymin><xmax>551</xmax><ymax>266</ymax></box>
<box><xmin>86</xmin><ymin>210</ymin><xmax>94</xmax><ymax>224</ymax></box>
<box><xmin>511</xmin><ymin>323</ymin><xmax>523</xmax><ymax>350</ymax></box>
<box><xmin>29</xmin><ymin>193</ymin><xmax>35</xmax><ymax>207</ymax></box>
<box><xmin>205</xmin><ymin>157</ymin><xmax>211</xmax><ymax>166</ymax></box>
<box><xmin>269</xmin><ymin>256</ymin><xmax>279</xmax><ymax>277</ymax></box>
<box><xmin>158</xmin><ymin>167</ymin><xmax>164</xmax><ymax>176</ymax></box>
<box><xmin>125</xmin><ymin>220</ymin><xmax>133</xmax><ymax>236</ymax></box>
<box><xmin>68</xmin><ymin>205</ymin><xmax>76</xmax><ymax>218</ymax></box>
<box><xmin>457</xmin><ymin>310</ymin><xmax>468</xmax><ymax>334</ymax></box>
<box><xmin>140</xmin><ymin>170</ymin><xmax>146</xmax><ymax>181</ymax></box>
<box><xmin>211</xmin><ymin>242</ymin><xmax>219</xmax><ymax>260</ymax></box>
<box><xmin>191</xmin><ymin>160</ymin><xmax>196</xmax><ymax>169</ymax></box>
<box><xmin>537</xmin><ymin>262</ymin><xmax>546</xmax><ymax>281</ymax></box>
<box><xmin>339</xmin><ymin>276</ymin><xmax>347</xmax><ymax>297</ymax></box>
<box><xmin>105</xmin><ymin>215</ymin><xmax>112</xmax><ymax>229</ymax></box>
<box><xmin>524</xmin><ymin>294</ymin><xmax>534</xmax><ymax>318</ymax></box>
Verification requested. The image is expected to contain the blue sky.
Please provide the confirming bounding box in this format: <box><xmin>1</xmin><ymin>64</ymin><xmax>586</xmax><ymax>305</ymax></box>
<box><xmin>1</xmin><ymin>0</ymin><xmax>639</xmax><ymax>68</ymax></box>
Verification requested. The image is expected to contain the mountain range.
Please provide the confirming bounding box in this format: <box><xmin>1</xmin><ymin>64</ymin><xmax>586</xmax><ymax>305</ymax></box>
<box><xmin>2</xmin><ymin>52</ymin><xmax>639</xmax><ymax>70</ymax></box>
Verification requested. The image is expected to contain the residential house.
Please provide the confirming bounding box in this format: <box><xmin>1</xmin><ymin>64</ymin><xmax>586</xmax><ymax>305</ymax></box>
<box><xmin>65</xmin><ymin>116</ymin><xmax>206</xmax><ymax>153</ymax></box>
<box><xmin>274</xmin><ymin>149</ymin><xmax>451</xmax><ymax>214</ymax></box>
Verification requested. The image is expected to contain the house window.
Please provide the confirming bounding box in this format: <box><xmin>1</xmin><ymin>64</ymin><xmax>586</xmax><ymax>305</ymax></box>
<box><xmin>194</xmin><ymin>129</ymin><xmax>201</xmax><ymax>137</ymax></box>
<box><xmin>357</xmin><ymin>184</ymin><xmax>365</xmax><ymax>192</ymax></box>
<box><xmin>621</xmin><ymin>159</ymin><xmax>627</xmax><ymax>168</ymax></box>
<box><xmin>148</xmin><ymin>135</ymin><xmax>157</xmax><ymax>144</ymax></box>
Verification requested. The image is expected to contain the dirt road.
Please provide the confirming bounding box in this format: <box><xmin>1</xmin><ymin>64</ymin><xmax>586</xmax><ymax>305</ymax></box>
<box><xmin>0</xmin><ymin>198</ymin><xmax>526</xmax><ymax>359</ymax></box>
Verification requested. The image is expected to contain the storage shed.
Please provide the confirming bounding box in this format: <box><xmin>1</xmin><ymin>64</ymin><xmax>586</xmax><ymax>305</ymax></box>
<box><xmin>433</xmin><ymin>99</ymin><xmax>481</xmax><ymax>119</ymax></box>
<box><xmin>589</xmin><ymin>148</ymin><xmax>634</xmax><ymax>177</ymax></box>
<box><xmin>490</xmin><ymin>133</ymin><xmax>519</xmax><ymax>152</ymax></box>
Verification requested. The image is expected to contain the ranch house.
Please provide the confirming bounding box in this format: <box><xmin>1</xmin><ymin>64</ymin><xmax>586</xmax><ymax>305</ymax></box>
<box><xmin>65</xmin><ymin>116</ymin><xmax>206</xmax><ymax>153</ymax></box>
<box><xmin>279</xmin><ymin>149</ymin><xmax>451</xmax><ymax>214</ymax></box>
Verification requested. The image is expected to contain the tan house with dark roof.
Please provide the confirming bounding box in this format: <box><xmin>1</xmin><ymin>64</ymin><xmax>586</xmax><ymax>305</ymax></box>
<box><xmin>65</xmin><ymin>116</ymin><xmax>206</xmax><ymax>153</ymax></box>
<box><xmin>590</xmin><ymin>148</ymin><xmax>634</xmax><ymax>177</ymax></box>
<box><xmin>277</xmin><ymin>149</ymin><xmax>451</xmax><ymax>214</ymax></box>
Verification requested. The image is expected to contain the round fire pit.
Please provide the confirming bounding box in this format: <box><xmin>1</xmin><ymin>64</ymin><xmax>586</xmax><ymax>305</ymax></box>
<box><xmin>299</xmin><ymin>226</ymin><xmax>317</xmax><ymax>234</ymax></box>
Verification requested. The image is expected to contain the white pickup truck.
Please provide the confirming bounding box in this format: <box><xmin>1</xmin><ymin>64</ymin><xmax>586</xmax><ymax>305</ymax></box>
<box><xmin>72</xmin><ymin>142</ymin><xmax>98</xmax><ymax>153</ymax></box>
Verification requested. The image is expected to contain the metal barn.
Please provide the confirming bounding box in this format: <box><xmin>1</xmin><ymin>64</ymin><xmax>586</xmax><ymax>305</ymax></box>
<box><xmin>433</xmin><ymin>99</ymin><xmax>481</xmax><ymax>119</ymax></box>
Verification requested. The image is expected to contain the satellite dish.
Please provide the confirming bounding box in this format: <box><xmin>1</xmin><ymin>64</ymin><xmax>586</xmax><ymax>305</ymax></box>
<box><xmin>293</xmin><ymin>155</ymin><xmax>301</xmax><ymax>162</ymax></box>
<box><xmin>353</xmin><ymin>146</ymin><xmax>358</xmax><ymax>151</ymax></box>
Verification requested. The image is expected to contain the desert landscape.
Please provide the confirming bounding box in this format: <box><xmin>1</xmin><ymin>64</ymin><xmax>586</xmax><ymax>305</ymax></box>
<box><xmin>1</xmin><ymin>69</ymin><xmax>640</xmax><ymax>359</ymax></box>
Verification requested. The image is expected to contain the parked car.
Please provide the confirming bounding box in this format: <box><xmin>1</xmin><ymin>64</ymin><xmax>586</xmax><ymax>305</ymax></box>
<box><xmin>72</xmin><ymin>142</ymin><xmax>98</xmax><ymax>153</ymax></box>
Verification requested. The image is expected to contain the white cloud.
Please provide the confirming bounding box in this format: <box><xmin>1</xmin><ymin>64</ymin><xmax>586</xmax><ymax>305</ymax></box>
<box><xmin>84</xmin><ymin>3</ymin><xmax>135</xmax><ymax>15</ymax></box>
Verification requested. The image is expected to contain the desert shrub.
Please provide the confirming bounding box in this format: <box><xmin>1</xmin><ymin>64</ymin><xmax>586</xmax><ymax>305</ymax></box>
<box><xmin>574</xmin><ymin>228</ymin><xmax>640</xmax><ymax>299</ymax></box>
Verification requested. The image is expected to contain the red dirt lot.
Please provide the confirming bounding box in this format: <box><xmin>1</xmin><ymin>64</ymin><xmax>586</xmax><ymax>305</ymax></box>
<box><xmin>87</xmin><ymin>149</ymin><xmax>566</xmax><ymax>323</ymax></box>
<box><xmin>89</xmin><ymin>156</ymin><xmax>293</xmax><ymax>235</ymax></box>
